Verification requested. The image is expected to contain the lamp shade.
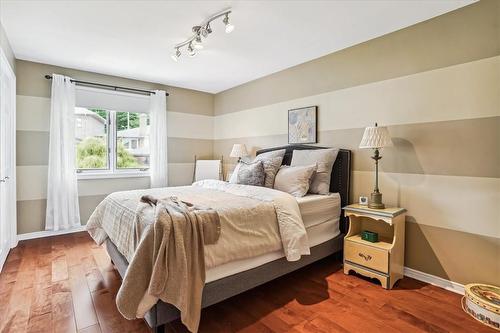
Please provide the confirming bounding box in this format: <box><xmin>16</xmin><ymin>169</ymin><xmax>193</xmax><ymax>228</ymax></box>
<box><xmin>359</xmin><ymin>125</ymin><xmax>393</xmax><ymax>149</ymax></box>
<box><xmin>230</xmin><ymin>144</ymin><xmax>248</xmax><ymax>158</ymax></box>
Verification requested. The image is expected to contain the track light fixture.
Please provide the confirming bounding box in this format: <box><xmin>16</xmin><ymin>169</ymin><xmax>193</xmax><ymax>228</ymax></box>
<box><xmin>171</xmin><ymin>8</ymin><xmax>233</xmax><ymax>61</ymax></box>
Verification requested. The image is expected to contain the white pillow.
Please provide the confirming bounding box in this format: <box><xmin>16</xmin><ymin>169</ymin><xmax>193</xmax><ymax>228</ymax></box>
<box><xmin>228</xmin><ymin>163</ymin><xmax>240</xmax><ymax>183</ymax></box>
<box><xmin>291</xmin><ymin>149</ymin><xmax>339</xmax><ymax>194</ymax></box>
<box><xmin>254</xmin><ymin>149</ymin><xmax>286</xmax><ymax>188</ymax></box>
<box><xmin>273</xmin><ymin>165</ymin><xmax>317</xmax><ymax>197</ymax></box>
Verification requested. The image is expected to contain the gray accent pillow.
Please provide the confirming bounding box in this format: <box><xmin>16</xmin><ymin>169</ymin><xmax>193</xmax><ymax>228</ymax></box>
<box><xmin>254</xmin><ymin>149</ymin><xmax>286</xmax><ymax>188</ymax></box>
<box><xmin>273</xmin><ymin>165</ymin><xmax>317</xmax><ymax>197</ymax></box>
<box><xmin>230</xmin><ymin>161</ymin><xmax>265</xmax><ymax>187</ymax></box>
<box><xmin>290</xmin><ymin>148</ymin><xmax>339</xmax><ymax>194</ymax></box>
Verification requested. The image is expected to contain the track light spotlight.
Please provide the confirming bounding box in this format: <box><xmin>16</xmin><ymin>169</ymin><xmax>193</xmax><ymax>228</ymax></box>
<box><xmin>223</xmin><ymin>13</ymin><xmax>234</xmax><ymax>33</ymax></box>
<box><xmin>193</xmin><ymin>35</ymin><xmax>203</xmax><ymax>49</ymax></box>
<box><xmin>171</xmin><ymin>48</ymin><xmax>181</xmax><ymax>62</ymax></box>
<box><xmin>188</xmin><ymin>43</ymin><xmax>196</xmax><ymax>57</ymax></box>
<box><xmin>200</xmin><ymin>24</ymin><xmax>210</xmax><ymax>38</ymax></box>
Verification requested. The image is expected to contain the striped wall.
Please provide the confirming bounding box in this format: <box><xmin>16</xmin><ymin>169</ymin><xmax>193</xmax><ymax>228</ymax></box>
<box><xmin>213</xmin><ymin>0</ymin><xmax>500</xmax><ymax>285</ymax></box>
<box><xmin>16</xmin><ymin>60</ymin><xmax>214</xmax><ymax>234</ymax></box>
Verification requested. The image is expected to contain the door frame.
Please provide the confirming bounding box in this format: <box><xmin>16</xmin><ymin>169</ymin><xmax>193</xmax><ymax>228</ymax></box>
<box><xmin>0</xmin><ymin>47</ymin><xmax>17</xmax><ymax>272</ymax></box>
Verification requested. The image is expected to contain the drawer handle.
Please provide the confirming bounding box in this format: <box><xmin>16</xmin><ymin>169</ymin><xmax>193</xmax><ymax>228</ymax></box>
<box><xmin>359</xmin><ymin>253</ymin><xmax>372</xmax><ymax>261</ymax></box>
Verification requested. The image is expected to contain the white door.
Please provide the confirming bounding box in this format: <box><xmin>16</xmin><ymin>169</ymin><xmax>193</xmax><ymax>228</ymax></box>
<box><xmin>0</xmin><ymin>48</ymin><xmax>17</xmax><ymax>272</ymax></box>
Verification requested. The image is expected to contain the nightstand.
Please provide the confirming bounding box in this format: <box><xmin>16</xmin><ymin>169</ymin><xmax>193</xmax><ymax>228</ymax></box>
<box><xmin>343</xmin><ymin>204</ymin><xmax>406</xmax><ymax>289</ymax></box>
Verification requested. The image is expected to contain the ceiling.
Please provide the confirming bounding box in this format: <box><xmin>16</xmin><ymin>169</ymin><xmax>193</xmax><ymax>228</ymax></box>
<box><xmin>1</xmin><ymin>0</ymin><xmax>474</xmax><ymax>93</ymax></box>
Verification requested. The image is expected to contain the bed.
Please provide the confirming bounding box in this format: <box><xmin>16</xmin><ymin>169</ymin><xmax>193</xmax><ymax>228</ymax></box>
<box><xmin>94</xmin><ymin>144</ymin><xmax>351</xmax><ymax>332</ymax></box>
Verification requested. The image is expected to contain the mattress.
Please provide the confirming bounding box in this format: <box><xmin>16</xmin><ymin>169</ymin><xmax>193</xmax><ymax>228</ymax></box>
<box><xmin>206</xmin><ymin>217</ymin><xmax>340</xmax><ymax>282</ymax></box>
<box><xmin>296</xmin><ymin>193</ymin><xmax>341</xmax><ymax>228</ymax></box>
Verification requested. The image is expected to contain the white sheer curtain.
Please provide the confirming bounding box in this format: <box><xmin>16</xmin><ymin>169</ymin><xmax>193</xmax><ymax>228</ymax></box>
<box><xmin>149</xmin><ymin>90</ymin><xmax>168</xmax><ymax>188</ymax></box>
<box><xmin>45</xmin><ymin>74</ymin><xmax>80</xmax><ymax>231</ymax></box>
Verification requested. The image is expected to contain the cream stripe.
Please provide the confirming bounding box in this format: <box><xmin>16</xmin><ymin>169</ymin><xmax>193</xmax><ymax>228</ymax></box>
<box><xmin>16</xmin><ymin>165</ymin><xmax>150</xmax><ymax>200</ymax></box>
<box><xmin>16</xmin><ymin>95</ymin><xmax>214</xmax><ymax>140</ymax></box>
<box><xmin>351</xmin><ymin>170</ymin><xmax>500</xmax><ymax>239</ymax></box>
<box><xmin>16</xmin><ymin>130</ymin><xmax>213</xmax><ymax>166</ymax></box>
<box><xmin>17</xmin><ymin>163</ymin><xmax>196</xmax><ymax>200</ymax></box>
<box><xmin>78</xmin><ymin>177</ymin><xmax>150</xmax><ymax>197</ymax></box>
<box><xmin>214</xmin><ymin>56</ymin><xmax>500</xmax><ymax>140</ymax></box>
<box><xmin>167</xmin><ymin>112</ymin><xmax>213</xmax><ymax>140</ymax></box>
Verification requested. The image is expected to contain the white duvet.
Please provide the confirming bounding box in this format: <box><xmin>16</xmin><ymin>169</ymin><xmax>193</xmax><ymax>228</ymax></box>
<box><xmin>86</xmin><ymin>180</ymin><xmax>310</xmax><ymax>269</ymax></box>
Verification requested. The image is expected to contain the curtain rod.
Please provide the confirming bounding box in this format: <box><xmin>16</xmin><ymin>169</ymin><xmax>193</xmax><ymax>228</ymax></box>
<box><xmin>44</xmin><ymin>75</ymin><xmax>169</xmax><ymax>96</ymax></box>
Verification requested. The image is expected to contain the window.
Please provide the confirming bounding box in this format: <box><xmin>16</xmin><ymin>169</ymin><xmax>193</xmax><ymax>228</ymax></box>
<box><xmin>75</xmin><ymin>108</ymin><xmax>109</xmax><ymax>170</ymax></box>
<box><xmin>75</xmin><ymin>107</ymin><xmax>150</xmax><ymax>177</ymax></box>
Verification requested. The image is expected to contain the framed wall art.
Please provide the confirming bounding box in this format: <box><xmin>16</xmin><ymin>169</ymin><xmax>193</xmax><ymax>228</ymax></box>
<box><xmin>288</xmin><ymin>106</ymin><xmax>317</xmax><ymax>144</ymax></box>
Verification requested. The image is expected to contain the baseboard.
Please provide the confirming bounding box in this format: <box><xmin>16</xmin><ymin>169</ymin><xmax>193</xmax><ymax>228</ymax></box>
<box><xmin>404</xmin><ymin>267</ymin><xmax>464</xmax><ymax>295</ymax></box>
<box><xmin>17</xmin><ymin>225</ymin><xmax>86</xmax><ymax>242</ymax></box>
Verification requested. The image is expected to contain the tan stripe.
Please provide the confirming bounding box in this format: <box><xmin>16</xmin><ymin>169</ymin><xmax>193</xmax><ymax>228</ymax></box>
<box><xmin>168</xmin><ymin>138</ymin><xmax>213</xmax><ymax>163</ymax></box>
<box><xmin>16</xmin><ymin>95</ymin><xmax>51</xmax><ymax>132</ymax></box>
<box><xmin>15</xmin><ymin>59</ymin><xmax>214</xmax><ymax>116</ymax></box>
<box><xmin>78</xmin><ymin>195</ymin><xmax>108</xmax><ymax>225</ymax></box>
<box><xmin>168</xmin><ymin>163</ymin><xmax>195</xmax><ymax>186</ymax></box>
<box><xmin>406</xmin><ymin>222</ymin><xmax>499</xmax><ymax>285</ymax></box>
<box><xmin>214</xmin><ymin>116</ymin><xmax>500</xmax><ymax>178</ymax></box>
<box><xmin>16</xmin><ymin>195</ymin><xmax>106</xmax><ymax>234</ymax></box>
<box><xmin>17</xmin><ymin>94</ymin><xmax>214</xmax><ymax>140</ymax></box>
<box><xmin>214</xmin><ymin>0</ymin><xmax>499</xmax><ymax>115</ymax></box>
<box><xmin>17</xmin><ymin>131</ymin><xmax>50</xmax><ymax>166</ymax></box>
<box><xmin>16</xmin><ymin>130</ymin><xmax>213</xmax><ymax>166</ymax></box>
<box><xmin>17</xmin><ymin>199</ymin><xmax>46</xmax><ymax>234</ymax></box>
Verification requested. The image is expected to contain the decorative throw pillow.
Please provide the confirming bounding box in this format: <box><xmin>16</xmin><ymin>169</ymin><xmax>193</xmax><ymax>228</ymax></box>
<box><xmin>254</xmin><ymin>149</ymin><xmax>286</xmax><ymax>188</ymax></box>
<box><xmin>229</xmin><ymin>161</ymin><xmax>265</xmax><ymax>187</ymax></box>
<box><xmin>291</xmin><ymin>149</ymin><xmax>339</xmax><ymax>194</ymax></box>
<box><xmin>273</xmin><ymin>164</ymin><xmax>317</xmax><ymax>197</ymax></box>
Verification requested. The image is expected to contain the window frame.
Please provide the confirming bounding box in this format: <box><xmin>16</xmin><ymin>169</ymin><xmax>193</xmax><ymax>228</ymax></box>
<box><xmin>76</xmin><ymin>109</ymin><xmax>150</xmax><ymax>179</ymax></box>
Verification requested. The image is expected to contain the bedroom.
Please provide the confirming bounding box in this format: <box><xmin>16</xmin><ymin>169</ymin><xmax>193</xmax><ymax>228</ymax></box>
<box><xmin>0</xmin><ymin>0</ymin><xmax>498</xmax><ymax>332</ymax></box>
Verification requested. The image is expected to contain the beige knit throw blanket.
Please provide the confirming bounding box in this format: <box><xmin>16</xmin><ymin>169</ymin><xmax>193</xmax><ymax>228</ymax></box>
<box><xmin>116</xmin><ymin>196</ymin><xmax>220</xmax><ymax>333</ymax></box>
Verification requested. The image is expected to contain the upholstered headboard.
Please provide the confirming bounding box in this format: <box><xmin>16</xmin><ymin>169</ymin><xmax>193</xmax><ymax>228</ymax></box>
<box><xmin>256</xmin><ymin>144</ymin><xmax>351</xmax><ymax>232</ymax></box>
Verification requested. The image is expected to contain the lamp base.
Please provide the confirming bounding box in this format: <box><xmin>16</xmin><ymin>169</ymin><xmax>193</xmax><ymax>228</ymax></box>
<box><xmin>368</xmin><ymin>192</ymin><xmax>385</xmax><ymax>209</ymax></box>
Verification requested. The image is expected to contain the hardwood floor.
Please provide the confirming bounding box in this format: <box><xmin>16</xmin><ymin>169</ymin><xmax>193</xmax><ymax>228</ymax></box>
<box><xmin>0</xmin><ymin>232</ymin><xmax>493</xmax><ymax>333</ymax></box>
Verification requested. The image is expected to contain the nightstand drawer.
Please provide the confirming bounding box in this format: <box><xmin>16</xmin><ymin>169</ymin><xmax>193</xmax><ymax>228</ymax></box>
<box><xmin>345</xmin><ymin>240</ymin><xmax>389</xmax><ymax>273</ymax></box>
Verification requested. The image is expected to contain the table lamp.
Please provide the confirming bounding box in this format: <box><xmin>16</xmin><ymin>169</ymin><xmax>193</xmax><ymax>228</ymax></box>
<box><xmin>230</xmin><ymin>144</ymin><xmax>248</xmax><ymax>162</ymax></box>
<box><xmin>359</xmin><ymin>123</ymin><xmax>393</xmax><ymax>209</ymax></box>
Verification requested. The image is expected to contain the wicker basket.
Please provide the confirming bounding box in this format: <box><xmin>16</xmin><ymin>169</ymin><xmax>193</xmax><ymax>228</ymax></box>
<box><xmin>462</xmin><ymin>283</ymin><xmax>500</xmax><ymax>330</ymax></box>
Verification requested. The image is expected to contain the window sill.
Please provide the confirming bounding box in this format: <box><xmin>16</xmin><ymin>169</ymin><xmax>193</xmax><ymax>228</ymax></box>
<box><xmin>77</xmin><ymin>172</ymin><xmax>150</xmax><ymax>180</ymax></box>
